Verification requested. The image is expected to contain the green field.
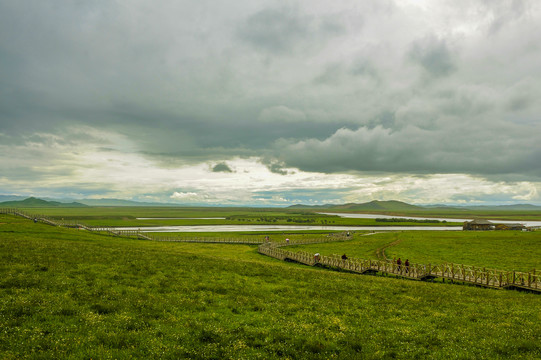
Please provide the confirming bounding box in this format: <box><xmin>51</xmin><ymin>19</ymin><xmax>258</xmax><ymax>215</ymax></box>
<box><xmin>8</xmin><ymin>207</ymin><xmax>461</xmax><ymax>227</ymax></box>
<box><xmin>1</xmin><ymin>213</ymin><xmax>541</xmax><ymax>359</ymax></box>
<box><xmin>287</xmin><ymin>231</ymin><xmax>541</xmax><ymax>273</ymax></box>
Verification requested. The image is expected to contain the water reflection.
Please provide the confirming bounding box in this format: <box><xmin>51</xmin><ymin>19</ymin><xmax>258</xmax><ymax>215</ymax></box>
<box><xmin>113</xmin><ymin>212</ymin><xmax>540</xmax><ymax>232</ymax></box>
<box><xmin>319</xmin><ymin>212</ymin><xmax>541</xmax><ymax>227</ymax></box>
<box><xmin>114</xmin><ymin>225</ymin><xmax>463</xmax><ymax>233</ymax></box>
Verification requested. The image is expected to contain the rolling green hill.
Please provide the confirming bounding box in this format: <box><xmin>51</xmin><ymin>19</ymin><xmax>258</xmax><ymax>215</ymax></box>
<box><xmin>0</xmin><ymin>197</ymin><xmax>87</xmax><ymax>208</ymax></box>
<box><xmin>290</xmin><ymin>200</ymin><xmax>541</xmax><ymax>215</ymax></box>
<box><xmin>335</xmin><ymin>200</ymin><xmax>423</xmax><ymax>211</ymax></box>
<box><xmin>290</xmin><ymin>200</ymin><xmax>424</xmax><ymax>212</ymax></box>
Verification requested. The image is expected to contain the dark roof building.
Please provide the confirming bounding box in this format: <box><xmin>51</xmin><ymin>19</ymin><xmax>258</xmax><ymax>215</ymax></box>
<box><xmin>463</xmin><ymin>219</ymin><xmax>494</xmax><ymax>231</ymax></box>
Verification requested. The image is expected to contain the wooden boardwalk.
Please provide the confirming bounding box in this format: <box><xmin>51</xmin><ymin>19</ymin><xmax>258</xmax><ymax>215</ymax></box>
<box><xmin>0</xmin><ymin>208</ymin><xmax>264</xmax><ymax>244</ymax></box>
<box><xmin>0</xmin><ymin>208</ymin><xmax>355</xmax><ymax>245</ymax></box>
<box><xmin>258</xmin><ymin>243</ymin><xmax>541</xmax><ymax>293</ymax></box>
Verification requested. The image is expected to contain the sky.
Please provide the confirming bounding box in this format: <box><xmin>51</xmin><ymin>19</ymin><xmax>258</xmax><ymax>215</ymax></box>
<box><xmin>1</xmin><ymin>0</ymin><xmax>540</xmax><ymax>206</ymax></box>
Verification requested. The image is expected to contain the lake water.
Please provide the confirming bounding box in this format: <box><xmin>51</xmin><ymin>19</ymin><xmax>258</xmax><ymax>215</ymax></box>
<box><xmin>113</xmin><ymin>212</ymin><xmax>541</xmax><ymax>232</ymax></box>
<box><xmin>114</xmin><ymin>225</ymin><xmax>462</xmax><ymax>232</ymax></box>
<box><xmin>319</xmin><ymin>212</ymin><xmax>541</xmax><ymax>227</ymax></box>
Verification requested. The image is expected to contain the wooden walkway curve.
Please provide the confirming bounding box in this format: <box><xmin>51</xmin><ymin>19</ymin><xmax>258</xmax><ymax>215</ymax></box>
<box><xmin>257</xmin><ymin>243</ymin><xmax>541</xmax><ymax>293</ymax></box>
<box><xmin>1</xmin><ymin>208</ymin><xmax>539</xmax><ymax>293</ymax></box>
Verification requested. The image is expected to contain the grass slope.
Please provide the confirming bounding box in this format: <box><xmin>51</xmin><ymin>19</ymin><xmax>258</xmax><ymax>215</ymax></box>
<box><xmin>1</xmin><ymin>215</ymin><xmax>540</xmax><ymax>359</ymax></box>
<box><xmin>288</xmin><ymin>231</ymin><xmax>541</xmax><ymax>272</ymax></box>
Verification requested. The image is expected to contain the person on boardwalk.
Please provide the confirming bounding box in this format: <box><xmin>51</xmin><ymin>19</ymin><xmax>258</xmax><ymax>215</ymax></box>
<box><xmin>396</xmin><ymin>258</ymin><xmax>402</xmax><ymax>272</ymax></box>
<box><xmin>404</xmin><ymin>259</ymin><xmax>410</xmax><ymax>273</ymax></box>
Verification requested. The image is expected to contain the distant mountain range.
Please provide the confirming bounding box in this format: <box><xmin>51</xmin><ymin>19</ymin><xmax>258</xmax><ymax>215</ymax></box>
<box><xmin>1</xmin><ymin>196</ymin><xmax>540</xmax><ymax>210</ymax></box>
<box><xmin>289</xmin><ymin>200</ymin><xmax>423</xmax><ymax>211</ymax></box>
<box><xmin>0</xmin><ymin>197</ymin><xmax>172</xmax><ymax>207</ymax></box>
<box><xmin>288</xmin><ymin>200</ymin><xmax>541</xmax><ymax>211</ymax></box>
<box><xmin>456</xmin><ymin>204</ymin><xmax>541</xmax><ymax>211</ymax></box>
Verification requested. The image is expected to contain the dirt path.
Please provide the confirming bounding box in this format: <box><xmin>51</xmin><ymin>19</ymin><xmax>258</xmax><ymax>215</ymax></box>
<box><xmin>374</xmin><ymin>234</ymin><xmax>403</xmax><ymax>260</ymax></box>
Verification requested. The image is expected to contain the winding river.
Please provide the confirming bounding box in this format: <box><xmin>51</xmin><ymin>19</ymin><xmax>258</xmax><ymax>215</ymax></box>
<box><xmin>319</xmin><ymin>212</ymin><xmax>541</xmax><ymax>227</ymax></box>
<box><xmin>114</xmin><ymin>225</ymin><xmax>463</xmax><ymax>233</ymax></box>
<box><xmin>111</xmin><ymin>212</ymin><xmax>541</xmax><ymax>233</ymax></box>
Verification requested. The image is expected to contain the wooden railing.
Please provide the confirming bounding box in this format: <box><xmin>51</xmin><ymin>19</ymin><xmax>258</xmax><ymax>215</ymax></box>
<box><xmin>150</xmin><ymin>235</ymin><xmax>263</xmax><ymax>244</ymax></box>
<box><xmin>1</xmin><ymin>208</ymin><xmax>344</xmax><ymax>245</ymax></box>
<box><xmin>258</xmin><ymin>243</ymin><xmax>541</xmax><ymax>293</ymax></box>
<box><xmin>0</xmin><ymin>208</ymin><xmax>263</xmax><ymax>243</ymax></box>
<box><xmin>1</xmin><ymin>208</ymin><xmax>367</xmax><ymax>245</ymax></box>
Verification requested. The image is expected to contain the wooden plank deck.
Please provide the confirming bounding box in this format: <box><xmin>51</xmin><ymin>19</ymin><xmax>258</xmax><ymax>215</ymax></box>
<box><xmin>258</xmin><ymin>243</ymin><xmax>541</xmax><ymax>293</ymax></box>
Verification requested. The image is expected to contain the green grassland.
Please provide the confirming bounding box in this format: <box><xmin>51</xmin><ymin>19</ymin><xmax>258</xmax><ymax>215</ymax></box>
<box><xmin>287</xmin><ymin>231</ymin><xmax>541</xmax><ymax>273</ymax></box>
<box><xmin>1</xmin><ymin>214</ymin><xmax>541</xmax><ymax>359</ymax></box>
<box><xmin>12</xmin><ymin>204</ymin><xmax>541</xmax><ymax>228</ymax></box>
<box><xmin>287</xmin><ymin>232</ymin><xmax>397</xmax><ymax>260</ymax></box>
<box><xmin>9</xmin><ymin>206</ymin><xmax>461</xmax><ymax>227</ymax></box>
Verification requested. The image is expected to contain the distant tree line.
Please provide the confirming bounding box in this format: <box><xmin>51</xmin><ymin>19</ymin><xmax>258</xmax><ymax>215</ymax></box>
<box><xmin>226</xmin><ymin>216</ymin><xmax>316</xmax><ymax>223</ymax></box>
<box><xmin>375</xmin><ymin>218</ymin><xmax>445</xmax><ymax>223</ymax></box>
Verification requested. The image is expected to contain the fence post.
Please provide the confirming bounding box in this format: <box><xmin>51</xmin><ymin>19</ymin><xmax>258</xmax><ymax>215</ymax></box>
<box><xmin>481</xmin><ymin>267</ymin><xmax>486</xmax><ymax>285</ymax></box>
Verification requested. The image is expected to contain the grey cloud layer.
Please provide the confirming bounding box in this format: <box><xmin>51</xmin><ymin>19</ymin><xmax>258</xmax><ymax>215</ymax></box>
<box><xmin>1</xmin><ymin>0</ymin><xmax>540</xmax><ymax>183</ymax></box>
<box><xmin>274</xmin><ymin>123</ymin><xmax>541</xmax><ymax>177</ymax></box>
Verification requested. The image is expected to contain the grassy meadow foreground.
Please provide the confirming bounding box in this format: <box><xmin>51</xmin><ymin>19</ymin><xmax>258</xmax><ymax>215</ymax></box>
<box><xmin>1</xmin><ymin>214</ymin><xmax>541</xmax><ymax>359</ymax></box>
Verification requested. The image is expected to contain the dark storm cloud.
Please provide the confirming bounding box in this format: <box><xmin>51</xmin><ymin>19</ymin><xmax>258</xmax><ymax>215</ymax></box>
<box><xmin>273</xmin><ymin>121</ymin><xmax>541</xmax><ymax>179</ymax></box>
<box><xmin>264</xmin><ymin>160</ymin><xmax>289</xmax><ymax>175</ymax></box>
<box><xmin>0</xmin><ymin>1</ymin><xmax>354</xmax><ymax>165</ymax></box>
<box><xmin>212</xmin><ymin>162</ymin><xmax>233</xmax><ymax>173</ymax></box>
<box><xmin>1</xmin><ymin>0</ymin><xmax>540</xmax><ymax>194</ymax></box>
